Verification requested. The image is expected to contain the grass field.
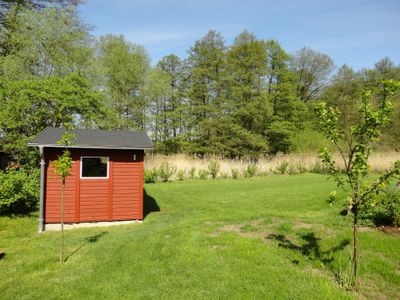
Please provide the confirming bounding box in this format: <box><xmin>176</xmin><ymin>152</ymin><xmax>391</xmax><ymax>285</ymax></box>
<box><xmin>1</xmin><ymin>174</ymin><xmax>399</xmax><ymax>299</ymax></box>
<box><xmin>145</xmin><ymin>152</ymin><xmax>400</xmax><ymax>180</ymax></box>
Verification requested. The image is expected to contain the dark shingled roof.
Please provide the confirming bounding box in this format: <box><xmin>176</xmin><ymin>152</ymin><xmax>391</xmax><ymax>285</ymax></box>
<box><xmin>29</xmin><ymin>127</ymin><xmax>153</xmax><ymax>150</ymax></box>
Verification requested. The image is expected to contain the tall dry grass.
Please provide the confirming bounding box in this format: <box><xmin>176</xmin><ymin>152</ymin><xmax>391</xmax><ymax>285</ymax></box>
<box><xmin>144</xmin><ymin>152</ymin><xmax>400</xmax><ymax>180</ymax></box>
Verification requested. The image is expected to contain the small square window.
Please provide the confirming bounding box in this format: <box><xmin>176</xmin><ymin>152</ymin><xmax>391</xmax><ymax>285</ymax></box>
<box><xmin>81</xmin><ymin>157</ymin><xmax>109</xmax><ymax>178</ymax></box>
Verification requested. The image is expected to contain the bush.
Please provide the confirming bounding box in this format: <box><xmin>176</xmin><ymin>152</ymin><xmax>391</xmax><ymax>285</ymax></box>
<box><xmin>198</xmin><ymin>169</ymin><xmax>208</xmax><ymax>180</ymax></box>
<box><xmin>296</xmin><ymin>164</ymin><xmax>307</xmax><ymax>174</ymax></box>
<box><xmin>177</xmin><ymin>169</ymin><xmax>185</xmax><ymax>181</ymax></box>
<box><xmin>291</xmin><ymin>129</ymin><xmax>334</xmax><ymax>153</ymax></box>
<box><xmin>0</xmin><ymin>168</ymin><xmax>40</xmax><ymax>214</ymax></box>
<box><xmin>208</xmin><ymin>159</ymin><xmax>220</xmax><ymax>179</ymax></box>
<box><xmin>158</xmin><ymin>162</ymin><xmax>176</xmax><ymax>182</ymax></box>
<box><xmin>382</xmin><ymin>187</ymin><xmax>400</xmax><ymax>226</ymax></box>
<box><xmin>189</xmin><ymin>166</ymin><xmax>196</xmax><ymax>179</ymax></box>
<box><xmin>327</xmin><ymin>191</ymin><xmax>338</xmax><ymax>206</ymax></box>
<box><xmin>367</xmin><ymin>186</ymin><xmax>400</xmax><ymax>227</ymax></box>
<box><xmin>266</xmin><ymin>120</ymin><xmax>296</xmax><ymax>154</ymax></box>
<box><xmin>244</xmin><ymin>163</ymin><xmax>257</xmax><ymax>178</ymax></box>
<box><xmin>198</xmin><ymin>169</ymin><xmax>209</xmax><ymax>180</ymax></box>
<box><xmin>288</xmin><ymin>164</ymin><xmax>298</xmax><ymax>175</ymax></box>
<box><xmin>311</xmin><ymin>161</ymin><xmax>329</xmax><ymax>174</ymax></box>
<box><xmin>144</xmin><ymin>169</ymin><xmax>158</xmax><ymax>183</ymax></box>
<box><xmin>275</xmin><ymin>161</ymin><xmax>289</xmax><ymax>174</ymax></box>
<box><xmin>231</xmin><ymin>168</ymin><xmax>239</xmax><ymax>179</ymax></box>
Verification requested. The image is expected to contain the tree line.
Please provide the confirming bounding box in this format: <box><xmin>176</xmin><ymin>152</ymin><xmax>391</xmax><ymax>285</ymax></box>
<box><xmin>1</xmin><ymin>1</ymin><xmax>399</xmax><ymax>166</ymax></box>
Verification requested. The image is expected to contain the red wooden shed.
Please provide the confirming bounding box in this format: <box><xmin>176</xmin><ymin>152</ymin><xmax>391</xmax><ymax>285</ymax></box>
<box><xmin>29</xmin><ymin>127</ymin><xmax>153</xmax><ymax>232</ymax></box>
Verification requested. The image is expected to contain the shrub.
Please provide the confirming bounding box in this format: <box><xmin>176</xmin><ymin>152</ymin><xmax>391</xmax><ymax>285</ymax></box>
<box><xmin>231</xmin><ymin>168</ymin><xmax>239</xmax><ymax>179</ymax></box>
<box><xmin>189</xmin><ymin>166</ymin><xmax>196</xmax><ymax>179</ymax></box>
<box><xmin>288</xmin><ymin>164</ymin><xmax>298</xmax><ymax>175</ymax></box>
<box><xmin>296</xmin><ymin>164</ymin><xmax>307</xmax><ymax>174</ymax></box>
<box><xmin>177</xmin><ymin>169</ymin><xmax>185</xmax><ymax>181</ymax></box>
<box><xmin>381</xmin><ymin>187</ymin><xmax>400</xmax><ymax>226</ymax></box>
<box><xmin>311</xmin><ymin>161</ymin><xmax>329</xmax><ymax>174</ymax></box>
<box><xmin>0</xmin><ymin>168</ymin><xmax>40</xmax><ymax>214</ymax></box>
<box><xmin>198</xmin><ymin>169</ymin><xmax>208</xmax><ymax>180</ymax></box>
<box><xmin>244</xmin><ymin>163</ymin><xmax>257</xmax><ymax>178</ymax></box>
<box><xmin>158</xmin><ymin>162</ymin><xmax>176</xmax><ymax>182</ymax></box>
<box><xmin>364</xmin><ymin>186</ymin><xmax>400</xmax><ymax>227</ymax></box>
<box><xmin>258</xmin><ymin>171</ymin><xmax>269</xmax><ymax>177</ymax></box>
<box><xmin>327</xmin><ymin>191</ymin><xmax>338</xmax><ymax>206</ymax></box>
<box><xmin>291</xmin><ymin>129</ymin><xmax>334</xmax><ymax>153</ymax></box>
<box><xmin>275</xmin><ymin>161</ymin><xmax>289</xmax><ymax>174</ymax></box>
<box><xmin>267</xmin><ymin>121</ymin><xmax>295</xmax><ymax>154</ymax></box>
<box><xmin>144</xmin><ymin>169</ymin><xmax>158</xmax><ymax>183</ymax></box>
<box><xmin>208</xmin><ymin>159</ymin><xmax>220</xmax><ymax>179</ymax></box>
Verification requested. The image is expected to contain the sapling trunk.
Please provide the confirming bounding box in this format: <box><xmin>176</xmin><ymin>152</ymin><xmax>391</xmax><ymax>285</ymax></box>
<box><xmin>315</xmin><ymin>80</ymin><xmax>400</xmax><ymax>292</ymax></box>
<box><xmin>352</xmin><ymin>207</ymin><xmax>359</xmax><ymax>290</ymax></box>
<box><xmin>60</xmin><ymin>179</ymin><xmax>65</xmax><ymax>263</ymax></box>
<box><xmin>53</xmin><ymin>128</ymin><xmax>75</xmax><ymax>263</ymax></box>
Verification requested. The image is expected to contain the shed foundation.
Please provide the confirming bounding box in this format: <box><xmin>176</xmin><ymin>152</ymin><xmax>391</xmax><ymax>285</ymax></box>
<box><xmin>44</xmin><ymin>220</ymin><xmax>143</xmax><ymax>231</ymax></box>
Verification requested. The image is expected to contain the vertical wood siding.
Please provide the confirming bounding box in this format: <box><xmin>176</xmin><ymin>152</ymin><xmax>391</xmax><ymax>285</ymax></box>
<box><xmin>44</xmin><ymin>149</ymin><xmax>144</xmax><ymax>224</ymax></box>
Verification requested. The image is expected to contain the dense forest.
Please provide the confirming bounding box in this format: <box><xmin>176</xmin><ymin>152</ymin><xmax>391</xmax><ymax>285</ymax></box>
<box><xmin>1</xmin><ymin>1</ymin><xmax>400</xmax><ymax>166</ymax></box>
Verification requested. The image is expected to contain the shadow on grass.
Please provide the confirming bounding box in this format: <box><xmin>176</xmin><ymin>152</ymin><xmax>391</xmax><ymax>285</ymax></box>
<box><xmin>266</xmin><ymin>232</ymin><xmax>350</xmax><ymax>266</ymax></box>
<box><xmin>65</xmin><ymin>231</ymin><xmax>108</xmax><ymax>262</ymax></box>
<box><xmin>143</xmin><ymin>189</ymin><xmax>160</xmax><ymax>219</ymax></box>
<box><xmin>0</xmin><ymin>210</ymin><xmax>37</xmax><ymax>218</ymax></box>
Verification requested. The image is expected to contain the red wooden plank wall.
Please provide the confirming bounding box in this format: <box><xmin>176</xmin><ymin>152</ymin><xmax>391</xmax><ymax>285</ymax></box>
<box><xmin>44</xmin><ymin>149</ymin><xmax>144</xmax><ymax>224</ymax></box>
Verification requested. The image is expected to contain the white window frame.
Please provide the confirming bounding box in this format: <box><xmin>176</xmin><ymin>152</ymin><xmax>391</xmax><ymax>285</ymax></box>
<box><xmin>80</xmin><ymin>156</ymin><xmax>109</xmax><ymax>179</ymax></box>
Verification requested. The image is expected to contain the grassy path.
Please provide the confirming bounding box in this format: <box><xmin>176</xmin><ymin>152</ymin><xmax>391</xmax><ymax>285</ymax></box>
<box><xmin>1</xmin><ymin>174</ymin><xmax>399</xmax><ymax>299</ymax></box>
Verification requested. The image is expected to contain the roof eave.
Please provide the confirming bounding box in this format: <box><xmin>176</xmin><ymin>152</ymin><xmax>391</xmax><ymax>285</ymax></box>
<box><xmin>28</xmin><ymin>143</ymin><xmax>153</xmax><ymax>150</ymax></box>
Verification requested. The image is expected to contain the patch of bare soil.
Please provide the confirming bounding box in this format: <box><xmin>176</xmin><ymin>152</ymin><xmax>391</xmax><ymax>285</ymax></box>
<box><xmin>209</xmin><ymin>218</ymin><xmax>279</xmax><ymax>239</ymax></box>
<box><xmin>209</xmin><ymin>218</ymin><xmax>318</xmax><ymax>239</ymax></box>
<box><xmin>357</xmin><ymin>278</ymin><xmax>389</xmax><ymax>300</ymax></box>
<box><xmin>293</xmin><ymin>220</ymin><xmax>313</xmax><ymax>229</ymax></box>
<box><xmin>210</xmin><ymin>223</ymin><xmax>270</xmax><ymax>239</ymax></box>
<box><xmin>378</xmin><ymin>226</ymin><xmax>400</xmax><ymax>235</ymax></box>
<box><xmin>359</xmin><ymin>225</ymin><xmax>400</xmax><ymax>235</ymax></box>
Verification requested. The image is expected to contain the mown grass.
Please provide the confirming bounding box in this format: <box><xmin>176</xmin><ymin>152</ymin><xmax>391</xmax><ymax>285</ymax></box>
<box><xmin>1</xmin><ymin>174</ymin><xmax>399</xmax><ymax>299</ymax></box>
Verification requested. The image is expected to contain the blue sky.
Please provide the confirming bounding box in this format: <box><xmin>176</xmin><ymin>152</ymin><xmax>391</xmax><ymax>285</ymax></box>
<box><xmin>79</xmin><ymin>0</ymin><xmax>400</xmax><ymax>70</ymax></box>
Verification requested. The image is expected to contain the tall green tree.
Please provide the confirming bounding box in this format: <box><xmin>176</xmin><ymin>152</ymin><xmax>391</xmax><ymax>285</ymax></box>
<box><xmin>264</xmin><ymin>40</ymin><xmax>305</xmax><ymax>153</ymax></box>
<box><xmin>292</xmin><ymin>47</ymin><xmax>334</xmax><ymax>103</ymax></box>
<box><xmin>1</xmin><ymin>5</ymin><xmax>93</xmax><ymax>80</ymax></box>
<box><xmin>0</xmin><ymin>73</ymin><xmax>104</xmax><ymax>165</ymax></box>
<box><xmin>264</xmin><ymin>40</ymin><xmax>297</xmax><ymax>118</ymax></box>
<box><xmin>0</xmin><ymin>0</ymin><xmax>80</xmax><ymax>56</ymax></box>
<box><xmin>156</xmin><ymin>54</ymin><xmax>189</xmax><ymax>152</ymax></box>
<box><xmin>142</xmin><ymin>67</ymin><xmax>171</xmax><ymax>144</ymax></box>
<box><xmin>97</xmin><ymin>34</ymin><xmax>149</xmax><ymax>130</ymax></box>
<box><xmin>361</xmin><ymin>58</ymin><xmax>400</xmax><ymax>149</ymax></box>
<box><xmin>323</xmin><ymin>65</ymin><xmax>363</xmax><ymax>135</ymax></box>
<box><xmin>226</xmin><ymin>31</ymin><xmax>267</xmax><ymax>132</ymax></box>
<box><xmin>323</xmin><ymin>60</ymin><xmax>400</xmax><ymax>150</ymax></box>
<box><xmin>186</xmin><ymin>30</ymin><xmax>226</xmax><ymax>152</ymax></box>
<box><xmin>187</xmin><ymin>30</ymin><xmax>226</xmax><ymax>120</ymax></box>
<box><xmin>198</xmin><ymin>116</ymin><xmax>268</xmax><ymax>158</ymax></box>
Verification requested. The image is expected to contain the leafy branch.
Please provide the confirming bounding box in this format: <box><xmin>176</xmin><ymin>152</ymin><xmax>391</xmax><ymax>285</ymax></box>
<box><xmin>315</xmin><ymin>79</ymin><xmax>400</xmax><ymax>290</ymax></box>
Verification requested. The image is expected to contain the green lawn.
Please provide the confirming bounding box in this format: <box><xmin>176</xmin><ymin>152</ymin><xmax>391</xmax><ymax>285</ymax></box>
<box><xmin>1</xmin><ymin>174</ymin><xmax>399</xmax><ymax>299</ymax></box>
